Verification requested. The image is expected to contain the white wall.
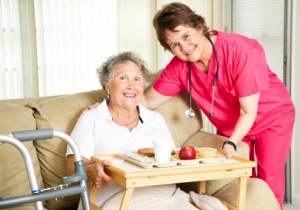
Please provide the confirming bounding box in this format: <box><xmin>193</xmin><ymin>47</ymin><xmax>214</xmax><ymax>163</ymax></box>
<box><xmin>291</xmin><ymin>0</ymin><xmax>300</xmax><ymax>206</ymax></box>
<box><xmin>117</xmin><ymin>0</ymin><xmax>157</xmax><ymax>71</ymax></box>
<box><xmin>117</xmin><ymin>0</ymin><xmax>215</xmax><ymax>72</ymax></box>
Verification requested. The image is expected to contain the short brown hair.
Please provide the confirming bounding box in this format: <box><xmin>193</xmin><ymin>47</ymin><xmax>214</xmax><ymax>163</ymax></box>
<box><xmin>153</xmin><ymin>2</ymin><xmax>209</xmax><ymax>51</ymax></box>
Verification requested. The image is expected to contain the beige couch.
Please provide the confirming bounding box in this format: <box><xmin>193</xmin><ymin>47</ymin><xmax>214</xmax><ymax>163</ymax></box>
<box><xmin>0</xmin><ymin>87</ymin><xmax>280</xmax><ymax>210</ymax></box>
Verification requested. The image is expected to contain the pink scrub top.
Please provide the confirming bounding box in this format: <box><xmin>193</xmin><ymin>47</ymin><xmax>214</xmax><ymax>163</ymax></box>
<box><xmin>154</xmin><ymin>31</ymin><xmax>295</xmax><ymax>139</ymax></box>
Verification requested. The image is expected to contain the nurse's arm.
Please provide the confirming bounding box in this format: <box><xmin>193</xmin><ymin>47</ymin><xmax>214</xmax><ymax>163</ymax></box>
<box><xmin>142</xmin><ymin>86</ymin><xmax>171</xmax><ymax>110</ymax></box>
<box><xmin>224</xmin><ymin>93</ymin><xmax>260</xmax><ymax>158</ymax></box>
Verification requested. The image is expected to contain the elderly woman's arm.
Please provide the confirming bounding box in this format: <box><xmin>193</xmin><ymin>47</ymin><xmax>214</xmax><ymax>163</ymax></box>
<box><xmin>66</xmin><ymin>155</ymin><xmax>114</xmax><ymax>189</ymax></box>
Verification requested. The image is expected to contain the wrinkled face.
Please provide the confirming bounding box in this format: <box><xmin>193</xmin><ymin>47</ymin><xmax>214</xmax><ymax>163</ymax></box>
<box><xmin>166</xmin><ymin>25</ymin><xmax>207</xmax><ymax>62</ymax></box>
<box><xmin>106</xmin><ymin>61</ymin><xmax>144</xmax><ymax>110</ymax></box>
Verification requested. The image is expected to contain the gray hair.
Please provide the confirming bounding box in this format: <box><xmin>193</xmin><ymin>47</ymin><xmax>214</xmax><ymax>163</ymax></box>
<box><xmin>97</xmin><ymin>51</ymin><xmax>152</xmax><ymax>95</ymax></box>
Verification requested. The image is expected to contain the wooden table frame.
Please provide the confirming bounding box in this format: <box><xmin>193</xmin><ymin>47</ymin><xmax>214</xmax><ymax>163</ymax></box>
<box><xmin>91</xmin><ymin>152</ymin><xmax>255</xmax><ymax>210</ymax></box>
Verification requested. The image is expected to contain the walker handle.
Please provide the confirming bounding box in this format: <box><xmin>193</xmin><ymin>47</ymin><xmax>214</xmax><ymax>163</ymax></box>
<box><xmin>12</xmin><ymin>129</ymin><xmax>53</xmax><ymax>141</ymax></box>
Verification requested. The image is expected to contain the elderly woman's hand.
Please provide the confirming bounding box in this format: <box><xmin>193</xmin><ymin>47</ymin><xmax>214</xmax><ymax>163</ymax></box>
<box><xmin>87</xmin><ymin>160</ymin><xmax>114</xmax><ymax>188</ymax></box>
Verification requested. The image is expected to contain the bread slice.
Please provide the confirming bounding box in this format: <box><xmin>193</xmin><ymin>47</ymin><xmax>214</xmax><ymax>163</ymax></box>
<box><xmin>138</xmin><ymin>148</ymin><xmax>175</xmax><ymax>157</ymax></box>
<box><xmin>138</xmin><ymin>148</ymin><xmax>154</xmax><ymax>157</ymax></box>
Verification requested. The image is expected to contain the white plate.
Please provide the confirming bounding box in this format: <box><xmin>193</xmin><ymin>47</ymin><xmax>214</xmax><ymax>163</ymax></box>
<box><xmin>172</xmin><ymin>154</ymin><xmax>201</xmax><ymax>166</ymax></box>
<box><xmin>200</xmin><ymin>158</ymin><xmax>225</xmax><ymax>164</ymax></box>
<box><xmin>155</xmin><ymin>160</ymin><xmax>178</xmax><ymax>168</ymax></box>
<box><xmin>120</xmin><ymin>154</ymin><xmax>178</xmax><ymax>169</ymax></box>
<box><xmin>119</xmin><ymin>154</ymin><xmax>155</xmax><ymax>169</ymax></box>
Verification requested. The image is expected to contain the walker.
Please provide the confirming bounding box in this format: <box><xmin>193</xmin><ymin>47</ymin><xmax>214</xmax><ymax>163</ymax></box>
<box><xmin>0</xmin><ymin>128</ymin><xmax>91</xmax><ymax>210</ymax></box>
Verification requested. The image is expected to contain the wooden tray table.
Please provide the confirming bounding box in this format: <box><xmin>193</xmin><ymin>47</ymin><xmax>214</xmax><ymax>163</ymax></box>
<box><xmin>91</xmin><ymin>152</ymin><xmax>255</xmax><ymax>210</ymax></box>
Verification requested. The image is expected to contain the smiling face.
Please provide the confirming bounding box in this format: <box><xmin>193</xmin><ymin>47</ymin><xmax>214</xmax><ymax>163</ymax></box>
<box><xmin>166</xmin><ymin>25</ymin><xmax>209</xmax><ymax>63</ymax></box>
<box><xmin>105</xmin><ymin>61</ymin><xmax>144</xmax><ymax>110</ymax></box>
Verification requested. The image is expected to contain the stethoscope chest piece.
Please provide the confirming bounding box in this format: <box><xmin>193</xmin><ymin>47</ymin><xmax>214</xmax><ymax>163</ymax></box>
<box><xmin>185</xmin><ymin>108</ymin><xmax>195</xmax><ymax>119</ymax></box>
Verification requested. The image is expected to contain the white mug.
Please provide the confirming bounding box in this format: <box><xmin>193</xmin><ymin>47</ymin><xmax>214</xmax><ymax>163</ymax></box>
<box><xmin>152</xmin><ymin>139</ymin><xmax>172</xmax><ymax>163</ymax></box>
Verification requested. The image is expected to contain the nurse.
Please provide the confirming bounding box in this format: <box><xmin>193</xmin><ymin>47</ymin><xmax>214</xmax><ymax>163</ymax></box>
<box><xmin>143</xmin><ymin>2</ymin><xmax>295</xmax><ymax>210</ymax></box>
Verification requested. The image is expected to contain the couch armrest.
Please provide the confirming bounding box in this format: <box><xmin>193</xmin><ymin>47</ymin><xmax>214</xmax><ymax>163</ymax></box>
<box><xmin>182</xmin><ymin>130</ymin><xmax>249</xmax><ymax>159</ymax></box>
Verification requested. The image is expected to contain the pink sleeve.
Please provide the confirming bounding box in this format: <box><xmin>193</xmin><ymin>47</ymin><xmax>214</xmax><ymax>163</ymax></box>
<box><xmin>233</xmin><ymin>41</ymin><xmax>269</xmax><ymax>97</ymax></box>
<box><xmin>153</xmin><ymin>57</ymin><xmax>186</xmax><ymax>96</ymax></box>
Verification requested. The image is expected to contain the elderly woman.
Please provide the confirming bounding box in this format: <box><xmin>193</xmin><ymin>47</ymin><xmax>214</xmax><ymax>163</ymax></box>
<box><xmin>66</xmin><ymin>51</ymin><xmax>227</xmax><ymax>210</ymax></box>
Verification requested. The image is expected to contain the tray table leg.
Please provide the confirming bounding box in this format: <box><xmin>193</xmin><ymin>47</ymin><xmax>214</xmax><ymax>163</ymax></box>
<box><xmin>237</xmin><ymin>177</ymin><xmax>247</xmax><ymax>210</ymax></box>
<box><xmin>119</xmin><ymin>188</ymin><xmax>134</xmax><ymax>210</ymax></box>
<box><xmin>198</xmin><ymin>181</ymin><xmax>206</xmax><ymax>194</ymax></box>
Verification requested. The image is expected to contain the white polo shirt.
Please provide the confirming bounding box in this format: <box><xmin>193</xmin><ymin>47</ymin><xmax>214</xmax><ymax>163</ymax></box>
<box><xmin>66</xmin><ymin>100</ymin><xmax>175</xmax><ymax>207</ymax></box>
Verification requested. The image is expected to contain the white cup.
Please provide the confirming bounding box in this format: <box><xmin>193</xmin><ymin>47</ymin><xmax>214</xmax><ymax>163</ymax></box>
<box><xmin>153</xmin><ymin>139</ymin><xmax>172</xmax><ymax>163</ymax></box>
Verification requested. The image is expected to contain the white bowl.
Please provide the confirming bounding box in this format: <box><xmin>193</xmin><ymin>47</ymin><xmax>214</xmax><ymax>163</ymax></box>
<box><xmin>197</xmin><ymin>147</ymin><xmax>217</xmax><ymax>158</ymax></box>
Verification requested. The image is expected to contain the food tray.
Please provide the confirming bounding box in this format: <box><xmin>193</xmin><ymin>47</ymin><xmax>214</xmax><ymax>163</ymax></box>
<box><xmin>119</xmin><ymin>152</ymin><xmax>225</xmax><ymax>169</ymax></box>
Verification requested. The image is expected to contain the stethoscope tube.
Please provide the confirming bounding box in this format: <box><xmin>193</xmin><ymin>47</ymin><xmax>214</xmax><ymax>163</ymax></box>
<box><xmin>185</xmin><ymin>35</ymin><xmax>220</xmax><ymax>119</ymax></box>
<box><xmin>207</xmin><ymin>35</ymin><xmax>219</xmax><ymax>117</ymax></box>
<box><xmin>185</xmin><ymin>61</ymin><xmax>196</xmax><ymax>119</ymax></box>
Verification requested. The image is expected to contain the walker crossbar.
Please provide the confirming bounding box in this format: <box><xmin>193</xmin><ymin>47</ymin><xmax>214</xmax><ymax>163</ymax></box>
<box><xmin>0</xmin><ymin>129</ymin><xmax>91</xmax><ymax>210</ymax></box>
<box><xmin>0</xmin><ymin>185</ymin><xmax>85</xmax><ymax>208</ymax></box>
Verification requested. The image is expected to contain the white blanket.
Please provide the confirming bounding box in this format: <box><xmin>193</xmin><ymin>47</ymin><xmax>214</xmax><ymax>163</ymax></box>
<box><xmin>101</xmin><ymin>185</ymin><xmax>228</xmax><ymax>210</ymax></box>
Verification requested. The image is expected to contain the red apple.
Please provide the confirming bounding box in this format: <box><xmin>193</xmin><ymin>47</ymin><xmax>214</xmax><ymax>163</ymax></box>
<box><xmin>179</xmin><ymin>146</ymin><xmax>196</xmax><ymax>160</ymax></box>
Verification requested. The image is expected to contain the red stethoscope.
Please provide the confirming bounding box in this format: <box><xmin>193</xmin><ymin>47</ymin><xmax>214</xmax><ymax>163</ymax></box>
<box><xmin>185</xmin><ymin>35</ymin><xmax>220</xmax><ymax>119</ymax></box>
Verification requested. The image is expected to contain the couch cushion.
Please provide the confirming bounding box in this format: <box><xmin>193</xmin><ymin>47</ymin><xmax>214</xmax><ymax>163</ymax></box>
<box><xmin>213</xmin><ymin>178</ymin><xmax>280</xmax><ymax>210</ymax></box>
<box><xmin>155</xmin><ymin>91</ymin><xmax>202</xmax><ymax>147</ymax></box>
<box><xmin>28</xmin><ymin>90</ymin><xmax>105</xmax><ymax>210</ymax></box>
<box><xmin>0</xmin><ymin>103</ymin><xmax>43</xmax><ymax>210</ymax></box>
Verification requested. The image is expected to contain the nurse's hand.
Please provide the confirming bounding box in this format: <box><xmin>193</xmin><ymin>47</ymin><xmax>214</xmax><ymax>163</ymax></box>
<box><xmin>87</xmin><ymin>102</ymin><xmax>100</xmax><ymax>110</ymax></box>
<box><xmin>222</xmin><ymin>143</ymin><xmax>237</xmax><ymax>159</ymax></box>
<box><xmin>81</xmin><ymin>102</ymin><xmax>100</xmax><ymax>115</ymax></box>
